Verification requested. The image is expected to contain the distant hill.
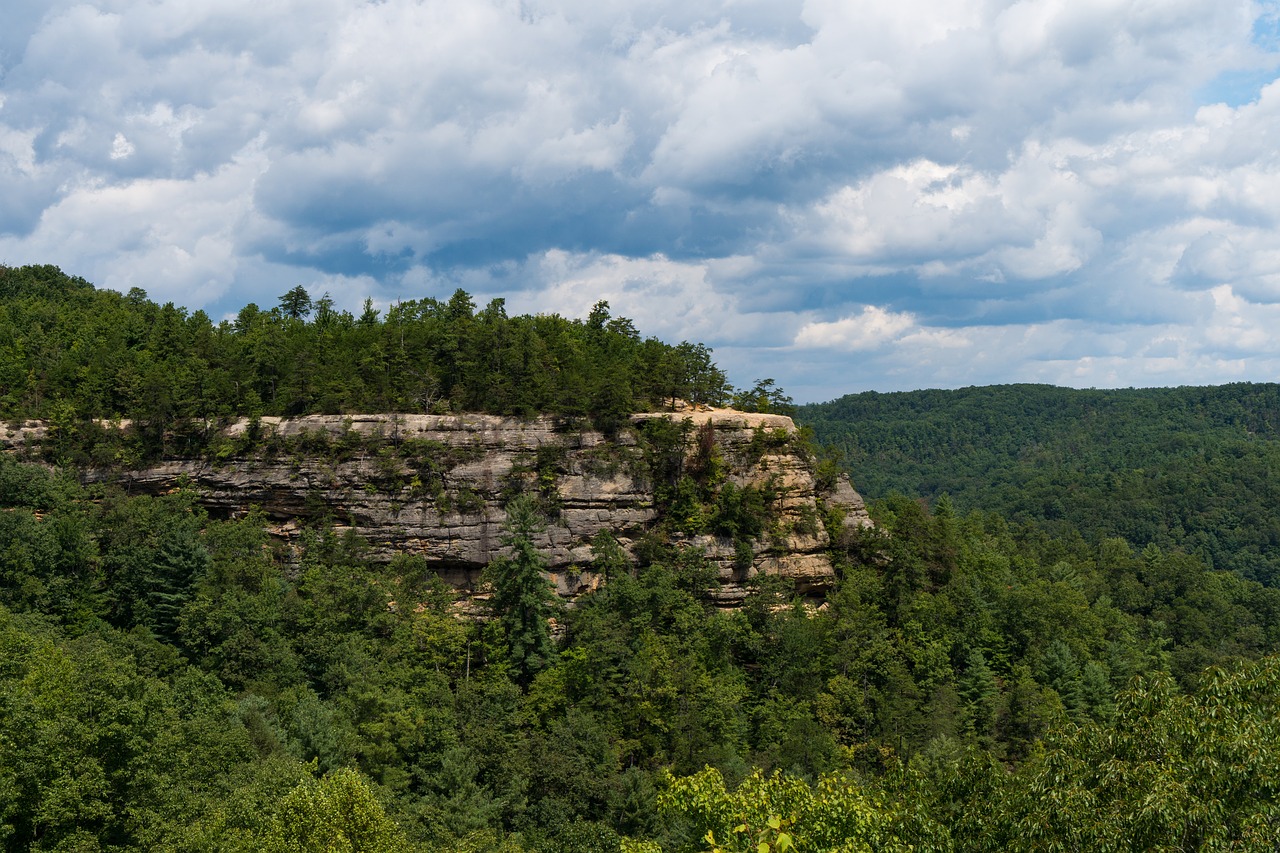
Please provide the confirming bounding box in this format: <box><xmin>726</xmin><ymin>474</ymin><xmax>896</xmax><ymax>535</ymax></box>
<box><xmin>798</xmin><ymin>384</ymin><xmax>1280</xmax><ymax>585</ymax></box>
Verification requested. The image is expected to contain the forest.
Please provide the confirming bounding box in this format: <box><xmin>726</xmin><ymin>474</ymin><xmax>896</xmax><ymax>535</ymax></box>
<box><xmin>3</xmin><ymin>265</ymin><xmax>1280</xmax><ymax>851</ymax></box>
<box><xmin>798</xmin><ymin>384</ymin><xmax>1280</xmax><ymax>585</ymax></box>
<box><xmin>0</xmin><ymin>264</ymin><xmax>734</xmax><ymax>440</ymax></box>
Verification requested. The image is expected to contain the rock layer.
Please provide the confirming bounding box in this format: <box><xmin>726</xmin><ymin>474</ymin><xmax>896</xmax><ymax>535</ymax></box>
<box><xmin>3</xmin><ymin>410</ymin><xmax>871</xmax><ymax>601</ymax></box>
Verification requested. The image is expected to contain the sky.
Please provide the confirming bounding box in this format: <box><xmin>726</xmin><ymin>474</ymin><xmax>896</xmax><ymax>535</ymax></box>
<box><xmin>3</xmin><ymin>1</ymin><xmax>1280</xmax><ymax>402</ymax></box>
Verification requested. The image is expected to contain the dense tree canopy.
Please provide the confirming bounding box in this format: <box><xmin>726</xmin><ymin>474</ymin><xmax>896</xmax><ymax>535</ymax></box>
<box><xmin>0</xmin><ymin>265</ymin><xmax>731</xmax><ymax>433</ymax></box>
<box><xmin>2</xmin><ymin>443</ymin><xmax>1280</xmax><ymax>849</ymax></box>
<box><xmin>799</xmin><ymin>383</ymin><xmax>1280</xmax><ymax>585</ymax></box>
<box><xmin>4</xmin><ymin>266</ymin><xmax>1280</xmax><ymax>849</ymax></box>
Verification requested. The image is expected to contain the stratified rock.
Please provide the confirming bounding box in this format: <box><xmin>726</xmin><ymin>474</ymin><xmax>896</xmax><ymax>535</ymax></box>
<box><xmin>3</xmin><ymin>409</ymin><xmax>872</xmax><ymax>601</ymax></box>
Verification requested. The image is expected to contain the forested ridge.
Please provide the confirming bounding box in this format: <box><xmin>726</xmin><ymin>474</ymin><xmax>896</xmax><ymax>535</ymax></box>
<box><xmin>799</xmin><ymin>383</ymin><xmax>1280</xmax><ymax>586</ymax></box>
<box><xmin>0</xmin><ymin>264</ymin><xmax>733</xmax><ymax>437</ymax></box>
<box><xmin>4</xmin><ymin>267</ymin><xmax>1280</xmax><ymax>850</ymax></box>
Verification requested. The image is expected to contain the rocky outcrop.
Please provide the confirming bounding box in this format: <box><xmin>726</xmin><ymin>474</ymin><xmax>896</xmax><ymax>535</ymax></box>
<box><xmin>2</xmin><ymin>410</ymin><xmax>871</xmax><ymax>602</ymax></box>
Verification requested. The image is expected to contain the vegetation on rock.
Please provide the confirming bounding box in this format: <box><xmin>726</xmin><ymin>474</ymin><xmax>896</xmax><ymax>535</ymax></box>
<box><xmin>0</xmin><ymin>264</ymin><xmax>732</xmax><ymax>455</ymax></box>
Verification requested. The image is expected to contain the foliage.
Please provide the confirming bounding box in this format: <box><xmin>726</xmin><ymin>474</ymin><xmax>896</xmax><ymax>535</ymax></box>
<box><xmin>0</xmin><ymin>265</ymin><xmax>733</xmax><ymax>458</ymax></box>
<box><xmin>263</xmin><ymin>768</ymin><xmax>408</xmax><ymax>852</ymax></box>
<box><xmin>659</xmin><ymin>766</ymin><xmax>944</xmax><ymax>853</ymax></box>
<box><xmin>799</xmin><ymin>383</ymin><xmax>1280</xmax><ymax>585</ymax></box>
<box><xmin>732</xmin><ymin>379</ymin><xmax>795</xmax><ymax>416</ymax></box>
<box><xmin>484</xmin><ymin>494</ymin><xmax>557</xmax><ymax>685</ymax></box>
<box><xmin>6</xmin><ymin>269</ymin><xmax>1280</xmax><ymax>849</ymax></box>
<box><xmin>2</xmin><ymin>440</ymin><xmax>1279</xmax><ymax>847</ymax></box>
<box><xmin>934</xmin><ymin>656</ymin><xmax>1280</xmax><ymax>850</ymax></box>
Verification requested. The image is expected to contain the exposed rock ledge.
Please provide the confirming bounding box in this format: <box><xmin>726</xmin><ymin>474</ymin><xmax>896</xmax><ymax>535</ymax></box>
<box><xmin>3</xmin><ymin>410</ymin><xmax>871</xmax><ymax>603</ymax></box>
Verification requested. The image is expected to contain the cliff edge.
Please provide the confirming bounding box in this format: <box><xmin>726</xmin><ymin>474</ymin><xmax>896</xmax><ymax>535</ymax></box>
<box><xmin>3</xmin><ymin>409</ymin><xmax>871</xmax><ymax>603</ymax></box>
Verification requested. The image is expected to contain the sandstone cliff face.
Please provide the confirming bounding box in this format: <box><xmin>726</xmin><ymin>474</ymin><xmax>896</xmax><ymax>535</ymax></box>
<box><xmin>2</xmin><ymin>410</ymin><xmax>871</xmax><ymax>602</ymax></box>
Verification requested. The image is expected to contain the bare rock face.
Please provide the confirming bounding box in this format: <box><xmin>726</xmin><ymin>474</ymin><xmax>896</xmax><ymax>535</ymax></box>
<box><xmin>3</xmin><ymin>410</ymin><xmax>871</xmax><ymax>601</ymax></box>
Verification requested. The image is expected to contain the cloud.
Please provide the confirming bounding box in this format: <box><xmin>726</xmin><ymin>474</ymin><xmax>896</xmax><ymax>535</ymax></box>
<box><xmin>476</xmin><ymin>249</ymin><xmax>785</xmax><ymax>348</ymax></box>
<box><xmin>1204</xmin><ymin>282</ymin><xmax>1280</xmax><ymax>352</ymax></box>
<box><xmin>0</xmin><ymin>142</ymin><xmax>268</xmax><ymax>306</ymax></box>
<box><xmin>1</xmin><ymin>0</ymin><xmax>1280</xmax><ymax>400</ymax></box>
<box><xmin>794</xmin><ymin>306</ymin><xmax>917</xmax><ymax>351</ymax></box>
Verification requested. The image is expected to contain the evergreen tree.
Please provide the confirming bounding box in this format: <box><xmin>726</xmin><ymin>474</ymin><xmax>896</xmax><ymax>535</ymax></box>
<box><xmin>1080</xmin><ymin>660</ymin><xmax>1115</xmax><ymax>722</ymax></box>
<box><xmin>485</xmin><ymin>494</ymin><xmax>556</xmax><ymax>685</ymax></box>
<box><xmin>1038</xmin><ymin>639</ymin><xmax>1083</xmax><ymax>717</ymax></box>
<box><xmin>958</xmin><ymin>648</ymin><xmax>998</xmax><ymax>742</ymax></box>
<box><xmin>278</xmin><ymin>286</ymin><xmax>313</xmax><ymax>320</ymax></box>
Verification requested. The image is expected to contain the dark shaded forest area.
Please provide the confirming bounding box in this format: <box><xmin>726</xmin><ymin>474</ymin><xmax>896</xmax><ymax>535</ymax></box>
<box><xmin>3</xmin><ymin>266</ymin><xmax>1280</xmax><ymax>850</ymax></box>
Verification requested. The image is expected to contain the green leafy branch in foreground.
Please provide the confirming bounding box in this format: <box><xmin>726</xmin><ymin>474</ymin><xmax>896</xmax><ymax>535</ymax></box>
<box><xmin>655</xmin><ymin>654</ymin><xmax>1280</xmax><ymax>852</ymax></box>
<box><xmin>706</xmin><ymin>815</ymin><xmax>795</xmax><ymax>853</ymax></box>
<box><xmin>658</xmin><ymin>765</ymin><xmax>941</xmax><ymax>853</ymax></box>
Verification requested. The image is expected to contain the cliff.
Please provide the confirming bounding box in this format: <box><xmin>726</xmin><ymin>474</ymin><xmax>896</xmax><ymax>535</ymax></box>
<box><xmin>2</xmin><ymin>409</ymin><xmax>871</xmax><ymax>604</ymax></box>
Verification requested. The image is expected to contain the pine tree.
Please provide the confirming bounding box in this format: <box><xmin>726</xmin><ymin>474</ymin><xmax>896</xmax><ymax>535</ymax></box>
<box><xmin>485</xmin><ymin>494</ymin><xmax>556</xmax><ymax>686</ymax></box>
<box><xmin>1039</xmin><ymin>639</ymin><xmax>1083</xmax><ymax>716</ymax></box>
<box><xmin>278</xmin><ymin>286</ymin><xmax>313</xmax><ymax>320</ymax></box>
<box><xmin>959</xmin><ymin>647</ymin><xmax>999</xmax><ymax>742</ymax></box>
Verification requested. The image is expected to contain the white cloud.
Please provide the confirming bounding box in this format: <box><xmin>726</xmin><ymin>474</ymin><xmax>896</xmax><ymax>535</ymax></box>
<box><xmin>0</xmin><ymin>143</ymin><xmax>268</xmax><ymax>306</ymax></box>
<box><xmin>109</xmin><ymin>133</ymin><xmax>134</xmax><ymax>160</ymax></box>
<box><xmin>794</xmin><ymin>306</ymin><xmax>917</xmax><ymax>351</ymax></box>
<box><xmin>1204</xmin><ymin>283</ymin><xmax>1280</xmax><ymax>351</ymax></box>
<box><xmin>1</xmin><ymin>0</ymin><xmax>1280</xmax><ymax>399</ymax></box>
<box><xmin>503</xmin><ymin>249</ymin><xmax>784</xmax><ymax>347</ymax></box>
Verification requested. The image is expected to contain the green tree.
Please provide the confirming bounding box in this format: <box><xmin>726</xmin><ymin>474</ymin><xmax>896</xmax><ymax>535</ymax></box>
<box><xmin>949</xmin><ymin>657</ymin><xmax>1280</xmax><ymax>851</ymax></box>
<box><xmin>485</xmin><ymin>495</ymin><xmax>557</xmax><ymax>685</ymax></box>
<box><xmin>279</xmin><ymin>286</ymin><xmax>314</xmax><ymax>320</ymax></box>
<box><xmin>958</xmin><ymin>648</ymin><xmax>999</xmax><ymax>743</ymax></box>
<box><xmin>264</xmin><ymin>768</ymin><xmax>410</xmax><ymax>852</ymax></box>
<box><xmin>733</xmin><ymin>379</ymin><xmax>795</xmax><ymax>416</ymax></box>
<box><xmin>658</xmin><ymin>766</ymin><xmax>946</xmax><ymax>853</ymax></box>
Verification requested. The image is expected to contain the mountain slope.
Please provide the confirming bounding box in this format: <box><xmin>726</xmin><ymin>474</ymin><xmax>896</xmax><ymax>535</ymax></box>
<box><xmin>798</xmin><ymin>383</ymin><xmax>1280</xmax><ymax>584</ymax></box>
